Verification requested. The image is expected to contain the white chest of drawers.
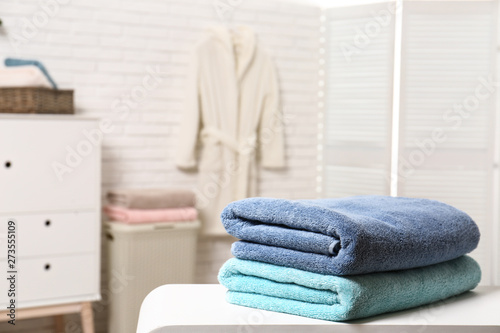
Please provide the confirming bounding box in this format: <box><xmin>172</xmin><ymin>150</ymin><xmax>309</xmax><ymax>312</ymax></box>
<box><xmin>0</xmin><ymin>115</ymin><xmax>101</xmax><ymax>310</ymax></box>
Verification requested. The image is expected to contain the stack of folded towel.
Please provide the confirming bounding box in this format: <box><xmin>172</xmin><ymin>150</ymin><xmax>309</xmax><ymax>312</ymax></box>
<box><xmin>218</xmin><ymin>195</ymin><xmax>481</xmax><ymax>321</ymax></box>
<box><xmin>0</xmin><ymin>58</ymin><xmax>57</xmax><ymax>89</ymax></box>
<box><xmin>104</xmin><ymin>188</ymin><xmax>197</xmax><ymax>224</ymax></box>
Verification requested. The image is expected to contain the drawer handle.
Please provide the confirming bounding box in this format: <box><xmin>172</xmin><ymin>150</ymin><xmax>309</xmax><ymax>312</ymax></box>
<box><xmin>44</xmin><ymin>264</ymin><xmax>51</xmax><ymax>271</ymax></box>
<box><xmin>45</xmin><ymin>220</ymin><xmax>51</xmax><ymax>227</ymax></box>
<box><xmin>5</xmin><ymin>161</ymin><xmax>11</xmax><ymax>168</ymax></box>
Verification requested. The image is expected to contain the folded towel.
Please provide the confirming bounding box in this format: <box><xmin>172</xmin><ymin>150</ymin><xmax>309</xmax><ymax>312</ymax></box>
<box><xmin>222</xmin><ymin>195</ymin><xmax>480</xmax><ymax>275</ymax></box>
<box><xmin>218</xmin><ymin>256</ymin><xmax>481</xmax><ymax>322</ymax></box>
<box><xmin>0</xmin><ymin>66</ymin><xmax>53</xmax><ymax>88</ymax></box>
<box><xmin>103</xmin><ymin>205</ymin><xmax>197</xmax><ymax>223</ymax></box>
<box><xmin>4</xmin><ymin>58</ymin><xmax>57</xmax><ymax>89</ymax></box>
<box><xmin>107</xmin><ymin>188</ymin><xmax>196</xmax><ymax>209</ymax></box>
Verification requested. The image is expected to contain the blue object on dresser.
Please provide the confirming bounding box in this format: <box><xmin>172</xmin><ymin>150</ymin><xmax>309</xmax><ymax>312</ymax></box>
<box><xmin>5</xmin><ymin>58</ymin><xmax>58</xmax><ymax>89</ymax></box>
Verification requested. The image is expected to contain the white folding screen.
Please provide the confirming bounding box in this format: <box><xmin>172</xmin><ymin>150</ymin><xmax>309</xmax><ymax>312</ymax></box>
<box><xmin>324</xmin><ymin>0</ymin><xmax>498</xmax><ymax>285</ymax></box>
<box><xmin>398</xmin><ymin>1</ymin><xmax>498</xmax><ymax>286</ymax></box>
<box><xmin>323</xmin><ymin>2</ymin><xmax>396</xmax><ymax>197</ymax></box>
<box><xmin>496</xmin><ymin>52</ymin><xmax>500</xmax><ymax>286</ymax></box>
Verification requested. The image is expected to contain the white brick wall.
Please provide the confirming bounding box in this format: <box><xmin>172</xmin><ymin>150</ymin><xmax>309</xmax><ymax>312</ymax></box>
<box><xmin>0</xmin><ymin>0</ymin><xmax>319</xmax><ymax>331</ymax></box>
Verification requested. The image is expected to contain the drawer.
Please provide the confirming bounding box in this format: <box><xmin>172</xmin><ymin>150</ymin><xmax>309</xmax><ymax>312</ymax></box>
<box><xmin>0</xmin><ymin>118</ymin><xmax>100</xmax><ymax>213</ymax></box>
<box><xmin>0</xmin><ymin>211</ymin><xmax>98</xmax><ymax>259</ymax></box>
<box><xmin>0</xmin><ymin>254</ymin><xmax>98</xmax><ymax>308</ymax></box>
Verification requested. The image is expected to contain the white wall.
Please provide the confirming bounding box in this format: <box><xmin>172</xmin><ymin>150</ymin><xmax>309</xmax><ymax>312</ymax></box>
<box><xmin>0</xmin><ymin>0</ymin><xmax>320</xmax><ymax>332</ymax></box>
<box><xmin>292</xmin><ymin>0</ymin><xmax>391</xmax><ymax>8</ymax></box>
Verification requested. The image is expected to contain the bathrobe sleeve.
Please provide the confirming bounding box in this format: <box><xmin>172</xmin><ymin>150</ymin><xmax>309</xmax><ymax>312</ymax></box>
<box><xmin>259</xmin><ymin>60</ymin><xmax>285</xmax><ymax>168</ymax></box>
<box><xmin>175</xmin><ymin>48</ymin><xmax>201</xmax><ymax>169</ymax></box>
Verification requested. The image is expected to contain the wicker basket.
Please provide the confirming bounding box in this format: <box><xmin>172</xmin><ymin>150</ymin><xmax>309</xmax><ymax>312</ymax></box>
<box><xmin>0</xmin><ymin>87</ymin><xmax>74</xmax><ymax>114</ymax></box>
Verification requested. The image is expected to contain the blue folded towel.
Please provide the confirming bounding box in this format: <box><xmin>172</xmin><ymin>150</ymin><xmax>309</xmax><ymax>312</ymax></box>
<box><xmin>218</xmin><ymin>256</ymin><xmax>481</xmax><ymax>322</ymax></box>
<box><xmin>221</xmin><ymin>195</ymin><xmax>480</xmax><ymax>275</ymax></box>
<box><xmin>4</xmin><ymin>58</ymin><xmax>57</xmax><ymax>89</ymax></box>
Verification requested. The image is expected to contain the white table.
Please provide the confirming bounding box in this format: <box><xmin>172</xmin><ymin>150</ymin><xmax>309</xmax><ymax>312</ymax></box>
<box><xmin>137</xmin><ymin>285</ymin><xmax>500</xmax><ymax>333</ymax></box>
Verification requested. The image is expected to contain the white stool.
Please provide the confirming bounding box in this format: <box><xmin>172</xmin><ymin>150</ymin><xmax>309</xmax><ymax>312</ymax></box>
<box><xmin>136</xmin><ymin>284</ymin><xmax>500</xmax><ymax>333</ymax></box>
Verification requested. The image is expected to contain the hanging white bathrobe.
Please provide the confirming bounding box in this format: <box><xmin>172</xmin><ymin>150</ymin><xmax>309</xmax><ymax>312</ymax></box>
<box><xmin>176</xmin><ymin>26</ymin><xmax>285</xmax><ymax>236</ymax></box>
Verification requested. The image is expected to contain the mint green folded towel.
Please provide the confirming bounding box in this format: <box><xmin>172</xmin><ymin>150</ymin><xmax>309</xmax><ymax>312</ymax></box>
<box><xmin>218</xmin><ymin>256</ymin><xmax>481</xmax><ymax>321</ymax></box>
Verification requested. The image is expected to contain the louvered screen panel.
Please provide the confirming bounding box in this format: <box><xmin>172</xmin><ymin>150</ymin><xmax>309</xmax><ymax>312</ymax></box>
<box><xmin>324</xmin><ymin>165</ymin><xmax>387</xmax><ymax>197</ymax></box>
<box><xmin>398</xmin><ymin>1</ymin><xmax>497</xmax><ymax>285</ymax></box>
<box><xmin>323</xmin><ymin>2</ymin><xmax>396</xmax><ymax>197</ymax></box>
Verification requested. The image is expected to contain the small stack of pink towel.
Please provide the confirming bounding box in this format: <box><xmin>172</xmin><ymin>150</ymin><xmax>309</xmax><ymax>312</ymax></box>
<box><xmin>104</xmin><ymin>188</ymin><xmax>197</xmax><ymax>224</ymax></box>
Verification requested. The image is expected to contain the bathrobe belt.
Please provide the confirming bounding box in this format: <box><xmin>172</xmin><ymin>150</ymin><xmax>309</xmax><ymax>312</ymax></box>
<box><xmin>201</xmin><ymin>127</ymin><xmax>257</xmax><ymax>155</ymax></box>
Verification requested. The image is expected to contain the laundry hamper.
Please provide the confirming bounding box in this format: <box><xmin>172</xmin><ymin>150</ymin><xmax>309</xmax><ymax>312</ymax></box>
<box><xmin>105</xmin><ymin>220</ymin><xmax>200</xmax><ymax>333</ymax></box>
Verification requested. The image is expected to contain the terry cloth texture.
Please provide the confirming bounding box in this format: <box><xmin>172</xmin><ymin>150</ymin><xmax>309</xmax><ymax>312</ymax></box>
<box><xmin>103</xmin><ymin>205</ymin><xmax>197</xmax><ymax>223</ymax></box>
<box><xmin>218</xmin><ymin>256</ymin><xmax>481</xmax><ymax>322</ymax></box>
<box><xmin>221</xmin><ymin>196</ymin><xmax>480</xmax><ymax>275</ymax></box>
<box><xmin>107</xmin><ymin>188</ymin><xmax>196</xmax><ymax>209</ymax></box>
<box><xmin>0</xmin><ymin>66</ymin><xmax>53</xmax><ymax>88</ymax></box>
<box><xmin>5</xmin><ymin>58</ymin><xmax>58</xmax><ymax>89</ymax></box>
